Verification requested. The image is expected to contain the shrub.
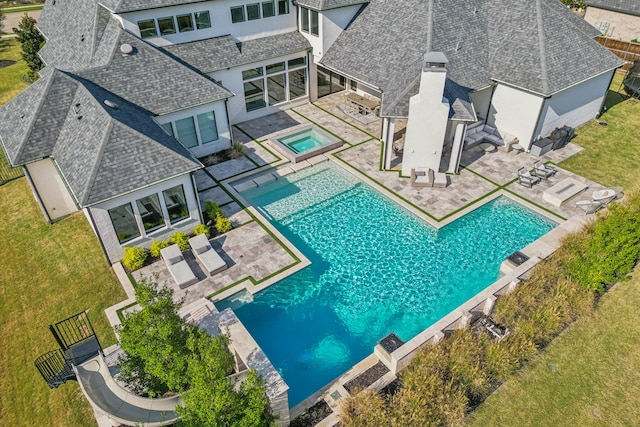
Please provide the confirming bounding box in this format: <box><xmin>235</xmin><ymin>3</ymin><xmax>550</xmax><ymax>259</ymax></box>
<box><xmin>204</xmin><ymin>200</ymin><xmax>223</xmax><ymax>222</ymax></box>
<box><xmin>230</xmin><ymin>142</ymin><xmax>244</xmax><ymax>158</ymax></box>
<box><xmin>122</xmin><ymin>247</ymin><xmax>147</xmax><ymax>271</ymax></box>
<box><xmin>215</xmin><ymin>216</ymin><xmax>232</xmax><ymax>234</ymax></box>
<box><xmin>170</xmin><ymin>231</ymin><xmax>190</xmax><ymax>252</ymax></box>
<box><xmin>149</xmin><ymin>240</ymin><xmax>170</xmax><ymax>258</ymax></box>
<box><xmin>193</xmin><ymin>223</ymin><xmax>210</xmax><ymax>238</ymax></box>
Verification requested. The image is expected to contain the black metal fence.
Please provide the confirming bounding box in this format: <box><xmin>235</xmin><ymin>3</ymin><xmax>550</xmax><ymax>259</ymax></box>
<box><xmin>0</xmin><ymin>150</ymin><xmax>23</xmax><ymax>185</ymax></box>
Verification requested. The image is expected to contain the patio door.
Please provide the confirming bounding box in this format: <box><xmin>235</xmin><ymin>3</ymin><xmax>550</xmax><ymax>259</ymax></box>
<box><xmin>317</xmin><ymin>66</ymin><xmax>345</xmax><ymax>98</ymax></box>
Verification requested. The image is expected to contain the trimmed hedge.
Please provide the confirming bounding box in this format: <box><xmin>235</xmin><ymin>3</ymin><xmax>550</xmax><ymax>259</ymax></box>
<box><xmin>340</xmin><ymin>191</ymin><xmax>640</xmax><ymax>426</ymax></box>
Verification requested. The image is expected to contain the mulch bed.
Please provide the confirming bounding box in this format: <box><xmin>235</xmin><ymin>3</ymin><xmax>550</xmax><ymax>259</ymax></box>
<box><xmin>0</xmin><ymin>60</ymin><xmax>17</xmax><ymax>69</ymax></box>
<box><xmin>199</xmin><ymin>148</ymin><xmax>243</xmax><ymax>167</ymax></box>
<box><xmin>289</xmin><ymin>399</ymin><xmax>333</xmax><ymax>427</ymax></box>
<box><xmin>343</xmin><ymin>361</ymin><xmax>390</xmax><ymax>393</ymax></box>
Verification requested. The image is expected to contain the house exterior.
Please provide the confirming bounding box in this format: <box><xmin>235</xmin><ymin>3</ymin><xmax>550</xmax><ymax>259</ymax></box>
<box><xmin>585</xmin><ymin>0</ymin><xmax>640</xmax><ymax>41</ymax></box>
<box><xmin>0</xmin><ymin>0</ymin><xmax>623</xmax><ymax>265</ymax></box>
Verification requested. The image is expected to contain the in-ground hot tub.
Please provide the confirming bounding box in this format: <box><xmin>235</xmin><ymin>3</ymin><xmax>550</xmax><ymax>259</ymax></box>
<box><xmin>270</xmin><ymin>125</ymin><xmax>343</xmax><ymax>163</ymax></box>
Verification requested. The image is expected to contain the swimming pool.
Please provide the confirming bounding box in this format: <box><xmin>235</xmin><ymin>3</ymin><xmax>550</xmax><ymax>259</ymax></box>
<box><xmin>271</xmin><ymin>126</ymin><xmax>342</xmax><ymax>163</ymax></box>
<box><xmin>218</xmin><ymin>162</ymin><xmax>556</xmax><ymax>407</ymax></box>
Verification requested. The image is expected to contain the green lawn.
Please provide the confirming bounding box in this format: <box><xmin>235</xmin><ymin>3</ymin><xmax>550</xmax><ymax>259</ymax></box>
<box><xmin>559</xmin><ymin>73</ymin><xmax>640</xmax><ymax>189</ymax></box>
<box><xmin>0</xmin><ymin>179</ymin><xmax>126</xmax><ymax>425</ymax></box>
<box><xmin>0</xmin><ymin>38</ymin><xmax>30</xmax><ymax>106</ymax></box>
<box><xmin>465</xmin><ymin>268</ymin><xmax>640</xmax><ymax>426</ymax></box>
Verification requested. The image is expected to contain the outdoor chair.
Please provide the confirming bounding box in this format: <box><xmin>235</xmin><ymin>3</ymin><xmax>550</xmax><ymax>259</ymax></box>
<box><xmin>188</xmin><ymin>233</ymin><xmax>228</xmax><ymax>276</ymax></box>
<box><xmin>592</xmin><ymin>188</ymin><xmax>618</xmax><ymax>205</ymax></box>
<box><xmin>517</xmin><ymin>167</ymin><xmax>541</xmax><ymax>188</ymax></box>
<box><xmin>576</xmin><ymin>200</ymin><xmax>604</xmax><ymax>215</ymax></box>
<box><xmin>532</xmin><ymin>161</ymin><xmax>556</xmax><ymax>180</ymax></box>
<box><xmin>160</xmin><ymin>244</ymin><xmax>198</xmax><ymax>289</ymax></box>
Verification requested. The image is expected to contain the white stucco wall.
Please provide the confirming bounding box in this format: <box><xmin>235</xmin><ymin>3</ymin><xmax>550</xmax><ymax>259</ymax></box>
<box><xmin>210</xmin><ymin>50</ymin><xmax>310</xmax><ymax>124</ymax></box>
<box><xmin>470</xmin><ymin>86</ymin><xmax>493</xmax><ymax>122</ymax></box>
<box><xmin>487</xmin><ymin>84</ymin><xmax>545</xmax><ymax>150</ymax></box>
<box><xmin>320</xmin><ymin>5</ymin><xmax>361</xmax><ymax>58</ymax></box>
<box><xmin>155</xmin><ymin>100</ymin><xmax>231</xmax><ymax>158</ymax></box>
<box><xmin>120</xmin><ymin>0</ymin><xmax>297</xmax><ymax>46</ymax></box>
<box><xmin>584</xmin><ymin>7</ymin><xmax>640</xmax><ymax>41</ymax></box>
<box><xmin>534</xmin><ymin>70</ymin><xmax>615</xmax><ymax>139</ymax></box>
<box><xmin>401</xmin><ymin>69</ymin><xmax>450</xmax><ymax>176</ymax></box>
<box><xmin>25</xmin><ymin>158</ymin><xmax>78</xmax><ymax>221</ymax></box>
<box><xmin>88</xmin><ymin>174</ymin><xmax>200</xmax><ymax>263</ymax></box>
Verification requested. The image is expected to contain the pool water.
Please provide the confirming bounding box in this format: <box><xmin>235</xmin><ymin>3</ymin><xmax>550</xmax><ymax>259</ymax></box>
<box><xmin>277</xmin><ymin>128</ymin><xmax>336</xmax><ymax>154</ymax></box>
<box><xmin>218</xmin><ymin>163</ymin><xmax>556</xmax><ymax>407</ymax></box>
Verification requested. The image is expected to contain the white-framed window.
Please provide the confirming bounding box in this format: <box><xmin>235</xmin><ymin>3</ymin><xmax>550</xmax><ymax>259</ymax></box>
<box><xmin>262</xmin><ymin>0</ymin><xmax>275</xmax><ymax>18</ymax></box>
<box><xmin>160</xmin><ymin>111</ymin><xmax>219</xmax><ymax>148</ymax></box>
<box><xmin>138</xmin><ymin>11</ymin><xmax>211</xmax><ymax>38</ymax></box>
<box><xmin>242</xmin><ymin>56</ymin><xmax>307</xmax><ymax>112</ymax></box>
<box><xmin>108</xmin><ymin>185</ymin><xmax>191</xmax><ymax>243</ymax></box>
<box><xmin>278</xmin><ymin>0</ymin><xmax>289</xmax><ymax>15</ymax></box>
<box><xmin>300</xmin><ymin>7</ymin><xmax>318</xmax><ymax>36</ymax></box>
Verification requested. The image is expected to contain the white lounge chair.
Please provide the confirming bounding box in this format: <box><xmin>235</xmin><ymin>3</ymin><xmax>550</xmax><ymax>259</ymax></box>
<box><xmin>188</xmin><ymin>234</ymin><xmax>228</xmax><ymax>276</ymax></box>
<box><xmin>576</xmin><ymin>200</ymin><xmax>604</xmax><ymax>215</ymax></box>
<box><xmin>592</xmin><ymin>188</ymin><xmax>618</xmax><ymax>205</ymax></box>
<box><xmin>517</xmin><ymin>167</ymin><xmax>541</xmax><ymax>188</ymax></box>
<box><xmin>160</xmin><ymin>244</ymin><xmax>197</xmax><ymax>289</ymax></box>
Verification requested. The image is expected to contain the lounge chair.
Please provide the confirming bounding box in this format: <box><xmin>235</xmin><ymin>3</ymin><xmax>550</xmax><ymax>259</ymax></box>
<box><xmin>532</xmin><ymin>161</ymin><xmax>556</xmax><ymax>180</ymax></box>
<box><xmin>592</xmin><ymin>188</ymin><xmax>618</xmax><ymax>205</ymax></box>
<box><xmin>517</xmin><ymin>167</ymin><xmax>541</xmax><ymax>188</ymax></box>
<box><xmin>575</xmin><ymin>200</ymin><xmax>604</xmax><ymax>215</ymax></box>
<box><xmin>188</xmin><ymin>234</ymin><xmax>228</xmax><ymax>276</ymax></box>
<box><xmin>160</xmin><ymin>244</ymin><xmax>198</xmax><ymax>289</ymax></box>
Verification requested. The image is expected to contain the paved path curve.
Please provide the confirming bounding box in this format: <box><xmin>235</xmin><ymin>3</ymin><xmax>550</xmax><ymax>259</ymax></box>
<box><xmin>2</xmin><ymin>10</ymin><xmax>42</xmax><ymax>33</ymax></box>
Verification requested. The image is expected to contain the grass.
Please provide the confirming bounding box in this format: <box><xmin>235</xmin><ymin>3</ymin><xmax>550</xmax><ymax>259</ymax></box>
<box><xmin>0</xmin><ymin>38</ymin><xmax>30</xmax><ymax>106</ymax></box>
<box><xmin>465</xmin><ymin>267</ymin><xmax>640</xmax><ymax>426</ymax></box>
<box><xmin>0</xmin><ymin>4</ymin><xmax>44</xmax><ymax>12</ymax></box>
<box><xmin>559</xmin><ymin>73</ymin><xmax>640</xmax><ymax>189</ymax></box>
<box><xmin>0</xmin><ymin>179</ymin><xmax>127</xmax><ymax>426</ymax></box>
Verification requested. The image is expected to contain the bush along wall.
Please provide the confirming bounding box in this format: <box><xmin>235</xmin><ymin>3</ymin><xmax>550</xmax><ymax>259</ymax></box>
<box><xmin>340</xmin><ymin>191</ymin><xmax>640</xmax><ymax>426</ymax></box>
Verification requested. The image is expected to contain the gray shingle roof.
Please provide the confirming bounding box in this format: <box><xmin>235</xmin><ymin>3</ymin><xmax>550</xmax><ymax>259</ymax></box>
<box><xmin>322</xmin><ymin>0</ymin><xmax>623</xmax><ymax>118</ymax></box>
<box><xmin>586</xmin><ymin>0</ymin><xmax>640</xmax><ymax>16</ymax></box>
<box><xmin>162</xmin><ymin>31</ymin><xmax>312</xmax><ymax>74</ymax></box>
<box><xmin>295</xmin><ymin>0</ymin><xmax>369</xmax><ymax>11</ymax></box>
<box><xmin>99</xmin><ymin>0</ymin><xmax>208</xmax><ymax>13</ymax></box>
<box><xmin>0</xmin><ymin>70</ymin><xmax>201</xmax><ymax>206</ymax></box>
<box><xmin>79</xmin><ymin>31</ymin><xmax>232</xmax><ymax>115</ymax></box>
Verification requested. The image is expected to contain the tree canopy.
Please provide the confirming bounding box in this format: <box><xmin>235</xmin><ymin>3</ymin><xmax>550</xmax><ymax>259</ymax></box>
<box><xmin>12</xmin><ymin>14</ymin><xmax>44</xmax><ymax>80</ymax></box>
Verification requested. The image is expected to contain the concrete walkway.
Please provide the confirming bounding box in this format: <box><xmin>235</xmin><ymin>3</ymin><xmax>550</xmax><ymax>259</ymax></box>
<box><xmin>1</xmin><ymin>10</ymin><xmax>41</xmax><ymax>33</ymax></box>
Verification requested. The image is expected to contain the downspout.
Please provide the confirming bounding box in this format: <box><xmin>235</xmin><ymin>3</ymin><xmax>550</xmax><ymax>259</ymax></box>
<box><xmin>225</xmin><ymin>98</ymin><xmax>234</xmax><ymax>146</ymax></box>
<box><xmin>85</xmin><ymin>206</ymin><xmax>112</xmax><ymax>265</ymax></box>
<box><xmin>192</xmin><ymin>172</ymin><xmax>204</xmax><ymax>224</ymax></box>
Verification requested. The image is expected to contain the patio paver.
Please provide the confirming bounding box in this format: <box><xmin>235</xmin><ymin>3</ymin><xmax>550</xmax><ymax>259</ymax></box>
<box><xmin>292</xmin><ymin>103</ymin><xmax>372</xmax><ymax>145</ymax></box>
<box><xmin>206</xmin><ymin>156</ymin><xmax>258</xmax><ymax>180</ymax></box>
<box><xmin>198</xmin><ymin>186</ymin><xmax>233</xmax><ymax>207</ymax></box>
<box><xmin>221</xmin><ymin>202</ymin><xmax>253</xmax><ymax>226</ymax></box>
<box><xmin>193</xmin><ymin>169</ymin><xmax>216</xmax><ymax>190</ymax></box>
<box><xmin>243</xmin><ymin>141</ymin><xmax>280</xmax><ymax>165</ymax></box>
<box><xmin>133</xmin><ymin>221</ymin><xmax>298</xmax><ymax>305</ymax></box>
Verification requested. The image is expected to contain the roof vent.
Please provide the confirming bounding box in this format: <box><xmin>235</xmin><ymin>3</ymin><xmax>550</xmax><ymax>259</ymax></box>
<box><xmin>103</xmin><ymin>99</ymin><xmax>119</xmax><ymax>110</ymax></box>
<box><xmin>80</xmin><ymin>34</ymin><xmax>85</xmax><ymax>42</ymax></box>
<box><xmin>52</xmin><ymin>0</ymin><xmax>56</xmax><ymax>5</ymax></box>
<box><xmin>473</xmin><ymin>7</ymin><xmax>478</xmax><ymax>14</ymax></box>
<box><xmin>120</xmin><ymin>43</ymin><xmax>134</xmax><ymax>55</ymax></box>
<box><xmin>73</xmin><ymin>103</ymin><xmax>82</xmax><ymax>120</ymax></box>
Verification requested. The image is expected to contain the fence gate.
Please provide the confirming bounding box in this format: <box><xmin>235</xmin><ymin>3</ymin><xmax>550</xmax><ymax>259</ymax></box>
<box><xmin>34</xmin><ymin>311</ymin><xmax>103</xmax><ymax>388</ymax></box>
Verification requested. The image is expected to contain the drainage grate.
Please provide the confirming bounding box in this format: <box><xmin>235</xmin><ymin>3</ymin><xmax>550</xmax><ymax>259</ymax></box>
<box><xmin>507</xmin><ymin>250</ymin><xmax>529</xmax><ymax>266</ymax></box>
<box><xmin>378</xmin><ymin>332</ymin><xmax>404</xmax><ymax>354</ymax></box>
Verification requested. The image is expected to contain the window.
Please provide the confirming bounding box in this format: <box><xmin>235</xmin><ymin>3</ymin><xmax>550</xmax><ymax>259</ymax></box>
<box><xmin>158</xmin><ymin>16</ymin><xmax>176</xmax><ymax>35</ymax></box>
<box><xmin>138</xmin><ymin>19</ymin><xmax>157</xmax><ymax>38</ymax></box>
<box><xmin>310</xmin><ymin>10</ymin><xmax>319</xmax><ymax>36</ymax></box>
<box><xmin>175</xmin><ymin>117</ymin><xmax>198</xmax><ymax>148</ymax></box>
<box><xmin>244</xmin><ymin>80</ymin><xmax>266</xmax><ymax>111</ymax></box>
<box><xmin>278</xmin><ymin>0</ymin><xmax>289</xmax><ymax>14</ymax></box>
<box><xmin>317</xmin><ymin>65</ymin><xmax>345</xmax><ymax>97</ymax></box>
<box><xmin>247</xmin><ymin>3</ymin><xmax>261</xmax><ymax>20</ymax></box>
<box><xmin>136</xmin><ymin>194</ymin><xmax>165</xmax><ymax>232</ymax></box>
<box><xmin>196</xmin><ymin>112</ymin><xmax>219</xmax><ymax>144</ymax></box>
<box><xmin>108</xmin><ymin>204</ymin><xmax>140</xmax><ymax>244</ymax></box>
<box><xmin>163</xmin><ymin>185</ymin><xmax>189</xmax><ymax>224</ymax></box>
<box><xmin>262</xmin><ymin>0</ymin><xmax>275</xmax><ymax>18</ymax></box>
<box><xmin>301</xmin><ymin>7</ymin><xmax>309</xmax><ymax>32</ymax></box>
<box><xmin>194</xmin><ymin>11</ymin><xmax>211</xmax><ymax>29</ymax></box>
<box><xmin>176</xmin><ymin>14</ymin><xmax>194</xmax><ymax>32</ymax></box>
<box><xmin>242</xmin><ymin>57</ymin><xmax>307</xmax><ymax>111</ymax></box>
<box><xmin>160</xmin><ymin>122</ymin><xmax>174</xmax><ymax>137</ymax></box>
<box><xmin>289</xmin><ymin>68</ymin><xmax>306</xmax><ymax>100</ymax></box>
<box><xmin>231</xmin><ymin>6</ymin><xmax>245</xmax><ymax>23</ymax></box>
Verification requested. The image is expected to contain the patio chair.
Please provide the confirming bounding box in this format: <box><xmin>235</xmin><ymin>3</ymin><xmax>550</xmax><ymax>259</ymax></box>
<box><xmin>592</xmin><ymin>188</ymin><xmax>618</xmax><ymax>205</ymax></box>
<box><xmin>532</xmin><ymin>161</ymin><xmax>556</xmax><ymax>180</ymax></box>
<box><xmin>576</xmin><ymin>200</ymin><xmax>604</xmax><ymax>215</ymax></box>
<box><xmin>188</xmin><ymin>234</ymin><xmax>228</xmax><ymax>276</ymax></box>
<box><xmin>160</xmin><ymin>244</ymin><xmax>198</xmax><ymax>289</ymax></box>
<box><xmin>517</xmin><ymin>167</ymin><xmax>541</xmax><ymax>188</ymax></box>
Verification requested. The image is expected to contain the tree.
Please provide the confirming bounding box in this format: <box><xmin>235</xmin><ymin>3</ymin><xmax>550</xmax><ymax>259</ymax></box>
<box><xmin>13</xmin><ymin>14</ymin><xmax>44</xmax><ymax>80</ymax></box>
<box><xmin>0</xmin><ymin>8</ymin><xmax>6</xmax><ymax>34</ymax></box>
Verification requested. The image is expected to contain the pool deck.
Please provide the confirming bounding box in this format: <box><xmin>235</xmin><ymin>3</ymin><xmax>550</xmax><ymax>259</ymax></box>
<box><xmin>104</xmin><ymin>94</ymin><xmax>621</xmax><ymax>427</ymax></box>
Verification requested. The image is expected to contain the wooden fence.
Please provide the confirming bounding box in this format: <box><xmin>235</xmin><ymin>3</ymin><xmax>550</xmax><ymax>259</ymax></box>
<box><xmin>0</xmin><ymin>150</ymin><xmax>24</xmax><ymax>185</ymax></box>
<box><xmin>595</xmin><ymin>36</ymin><xmax>640</xmax><ymax>71</ymax></box>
